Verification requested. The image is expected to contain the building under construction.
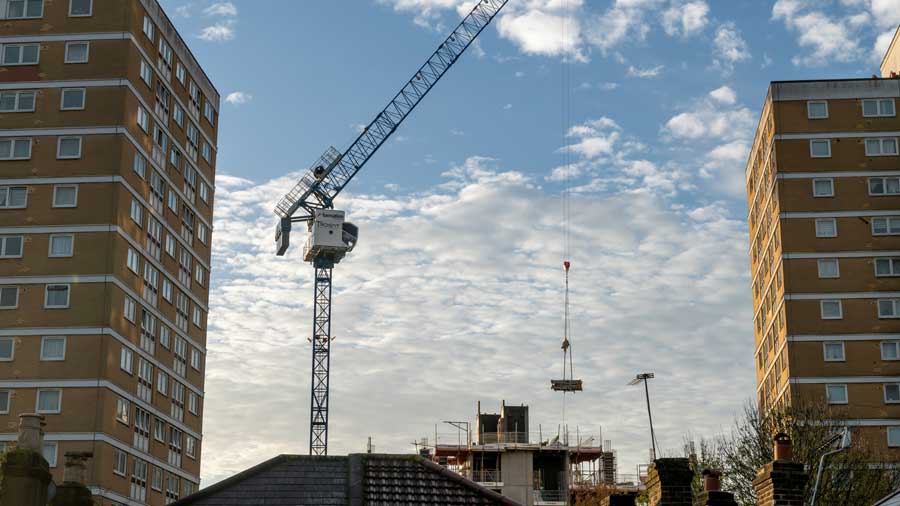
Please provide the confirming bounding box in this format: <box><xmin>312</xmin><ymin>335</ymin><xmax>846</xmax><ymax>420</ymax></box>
<box><xmin>423</xmin><ymin>401</ymin><xmax>622</xmax><ymax>506</ymax></box>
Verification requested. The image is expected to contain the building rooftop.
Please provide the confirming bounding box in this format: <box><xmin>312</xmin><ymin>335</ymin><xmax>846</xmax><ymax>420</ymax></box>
<box><xmin>171</xmin><ymin>453</ymin><xmax>523</xmax><ymax>506</ymax></box>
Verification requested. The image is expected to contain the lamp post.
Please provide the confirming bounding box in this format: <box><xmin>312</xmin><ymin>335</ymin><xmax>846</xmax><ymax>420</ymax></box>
<box><xmin>628</xmin><ymin>373</ymin><xmax>658</xmax><ymax>460</ymax></box>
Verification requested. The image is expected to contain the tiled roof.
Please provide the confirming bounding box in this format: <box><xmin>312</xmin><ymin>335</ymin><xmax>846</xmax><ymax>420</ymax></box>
<box><xmin>171</xmin><ymin>454</ymin><xmax>521</xmax><ymax>506</ymax></box>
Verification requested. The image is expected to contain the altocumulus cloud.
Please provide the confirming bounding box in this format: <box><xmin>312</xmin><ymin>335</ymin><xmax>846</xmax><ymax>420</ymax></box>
<box><xmin>200</xmin><ymin>153</ymin><xmax>755</xmax><ymax>485</ymax></box>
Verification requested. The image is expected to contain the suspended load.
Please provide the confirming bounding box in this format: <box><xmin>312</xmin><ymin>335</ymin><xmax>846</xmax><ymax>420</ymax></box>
<box><xmin>552</xmin><ymin>260</ymin><xmax>583</xmax><ymax>392</ymax></box>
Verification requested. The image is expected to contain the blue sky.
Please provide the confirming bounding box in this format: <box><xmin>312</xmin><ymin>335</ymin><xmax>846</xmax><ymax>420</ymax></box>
<box><xmin>159</xmin><ymin>0</ymin><xmax>900</xmax><ymax>486</ymax></box>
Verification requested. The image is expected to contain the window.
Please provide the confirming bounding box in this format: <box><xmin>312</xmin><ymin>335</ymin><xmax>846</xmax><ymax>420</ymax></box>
<box><xmin>876</xmin><ymin>258</ymin><xmax>900</xmax><ymax>277</ymax></box>
<box><xmin>5</xmin><ymin>0</ymin><xmax>43</xmax><ymax>18</ymax></box>
<box><xmin>43</xmin><ymin>442</ymin><xmax>57</xmax><ymax>468</ymax></box>
<box><xmin>812</xmin><ymin>178</ymin><xmax>833</xmax><ymax>197</ymax></box>
<box><xmin>0</xmin><ymin>286</ymin><xmax>18</xmax><ymax>309</ymax></box>
<box><xmin>186</xmin><ymin>435</ymin><xmax>196</xmax><ymax>458</ymax></box>
<box><xmin>120</xmin><ymin>347</ymin><xmax>133</xmax><ymax>374</ymax></box>
<box><xmin>130</xmin><ymin>199</ymin><xmax>143</xmax><ymax>226</ymax></box>
<box><xmin>140</xmin><ymin>310</ymin><xmax>156</xmax><ymax>353</ymax></box>
<box><xmin>817</xmin><ymin>259</ymin><xmax>839</xmax><ymax>278</ymax></box>
<box><xmin>64</xmin><ymin>42</ymin><xmax>89</xmax><ymax>64</ymax></box>
<box><xmin>154</xmin><ymin>419</ymin><xmax>165</xmax><ymax>442</ymax></box>
<box><xmin>189</xmin><ymin>82</ymin><xmax>200</xmax><ymax>117</ymax></box>
<box><xmin>0</xmin><ymin>338</ymin><xmax>13</xmax><ymax>361</ymax></box>
<box><xmin>197</xmin><ymin>221</ymin><xmax>207</xmax><ymax>244</ymax></box>
<box><xmin>820</xmin><ymin>300</ymin><xmax>842</xmax><ymax>320</ymax></box>
<box><xmin>69</xmin><ymin>0</ymin><xmax>91</xmax><ymax>16</ymax></box>
<box><xmin>139</xmin><ymin>60</ymin><xmax>152</xmax><ymax>86</ymax></box>
<box><xmin>36</xmin><ymin>389</ymin><xmax>61</xmax><ymax>413</ymax></box>
<box><xmin>826</xmin><ymin>384</ymin><xmax>848</xmax><ymax>404</ymax></box>
<box><xmin>59</xmin><ymin>87</ymin><xmax>86</xmax><ymax>110</ymax></box>
<box><xmin>1</xmin><ymin>44</ymin><xmax>39</xmax><ymax>65</ymax></box>
<box><xmin>204</xmin><ymin>101</ymin><xmax>216</xmax><ymax>125</ymax></box>
<box><xmin>869</xmin><ymin>177</ymin><xmax>900</xmax><ymax>195</ymax></box>
<box><xmin>167</xmin><ymin>188</ymin><xmax>179</xmax><ymax>212</ymax></box>
<box><xmin>170</xmin><ymin>147</ymin><xmax>182</xmax><ymax>169</ymax></box>
<box><xmin>199</xmin><ymin>181</ymin><xmax>209</xmax><ymax>203</ymax></box>
<box><xmin>188</xmin><ymin>391</ymin><xmax>198</xmax><ymax>415</ymax></box>
<box><xmin>130</xmin><ymin>458</ymin><xmax>147</xmax><ymax>502</ymax></box>
<box><xmin>123</xmin><ymin>295</ymin><xmax>136</xmax><ymax>322</ymax></box>
<box><xmin>886</xmin><ymin>384</ymin><xmax>900</xmax><ymax>404</ymax></box>
<box><xmin>195</xmin><ymin>265</ymin><xmax>205</xmax><ymax>286</ymax></box>
<box><xmin>872</xmin><ymin>217</ymin><xmax>900</xmax><ymax>236</ymax></box>
<box><xmin>173</xmin><ymin>337</ymin><xmax>187</xmax><ymax>376</ymax></box>
<box><xmin>44</xmin><ymin>284</ymin><xmax>70</xmax><ymax>309</ymax></box>
<box><xmin>823</xmin><ymin>342</ymin><xmax>844</xmax><ymax>362</ymax></box>
<box><xmin>114</xmin><ymin>449</ymin><xmax>127</xmax><ymax>476</ymax></box>
<box><xmin>160</xmin><ymin>325</ymin><xmax>171</xmax><ymax>349</ymax></box>
<box><xmin>192</xmin><ymin>306</ymin><xmax>203</xmax><ymax>328</ymax></box>
<box><xmin>137</xmin><ymin>359</ymin><xmax>152</xmax><ymax>403</ymax></box>
<box><xmin>807</xmin><ymin>101</ymin><xmax>828</xmax><ymax>119</ymax></box>
<box><xmin>126</xmin><ymin>248</ymin><xmax>140</xmax><ymax>274</ymax></box>
<box><xmin>142</xmin><ymin>264</ymin><xmax>159</xmax><ymax>307</ymax></box>
<box><xmin>173</xmin><ymin>104</ymin><xmax>184</xmax><ymax>127</ymax></box>
<box><xmin>815</xmin><ymin>218</ymin><xmax>837</xmax><ymax>238</ymax></box>
<box><xmin>190</xmin><ymin>348</ymin><xmax>201</xmax><ymax>370</ymax></box>
<box><xmin>176</xmin><ymin>294</ymin><xmax>189</xmax><ymax>332</ymax></box>
<box><xmin>52</xmin><ymin>185</ymin><xmax>77</xmax><ymax>207</ymax></box>
<box><xmin>0</xmin><ymin>138</ymin><xmax>32</xmax><ymax>160</ymax></box>
<box><xmin>165</xmin><ymin>235</ymin><xmax>176</xmax><ymax>257</ymax></box>
<box><xmin>162</xmin><ymin>278</ymin><xmax>173</xmax><ymax>302</ymax></box>
<box><xmin>0</xmin><ymin>236</ymin><xmax>22</xmax><ymax>258</ymax></box>
<box><xmin>0</xmin><ymin>391</ymin><xmax>9</xmax><ymax>414</ymax></box>
<box><xmin>883</xmin><ymin>340</ymin><xmax>900</xmax><ymax>360</ymax></box>
<box><xmin>157</xmin><ymin>370</ymin><xmax>168</xmax><ymax>396</ymax></box>
<box><xmin>0</xmin><ymin>90</ymin><xmax>35</xmax><ymax>112</ymax></box>
<box><xmin>152</xmin><ymin>467</ymin><xmax>163</xmax><ymax>491</ymax></box>
<box><xmin>142</xmin><ymin>16</ymin><xmax>155</xmax><ymax>40</ymax></box>
<box><xmin>57</xmin><ymin>136</ymin><xmax>82</xmax><ymax>159</ymax></box>
<box><xmin>878</xmin><ymin>299</ymin><xmax>900</xmax><ymax>318</ymax></box>
<box><xmin>49</xmin><ymin>234</ymin><xmax>73</xmax><ymax>257</ymax></box>
<box><xmin>810</xmin><ymin>140</ymin><xmax>831</xmax><ymax>158</ymax></box>
<box><xmin>0</xmin><ymin>186</ymin><xmax>27</xmax><ymax>208</ymax></box>
<box><xmin>176</xmin><ymin>63</ymin><xmax>186</xmax><ymax>85</ymax></box>
<box><xmin>40</xmin><ymin>336</ymin><xmax>66</xmax><ymax>361</ymax></box>
<box><xmin>137</xmin><ymin>106</ymin><xmax>150</xmax><ymax>132</ymax></box>
<box><xmin>863</xmin><ymin>98</ymin><xmax>895</xmax><ymax>117</ymax></box>
<box><xmin>865</xmin><ymin>138</ymin><xmax>899</xmax><ymax>156</ymax></box>
<box><xmin>133</xmin><ymin>153</ymin><xmax>147</xmax><ymax>179</ymax></box>
<box><xmin>890</xmin><ymin>427</ymin><xmax>900</xmax><ymax>447</ymax></box>
<box><xmin>202</xmin><ymin>142</ymin><xmax>212</xmax><ymax>163</ymax></box>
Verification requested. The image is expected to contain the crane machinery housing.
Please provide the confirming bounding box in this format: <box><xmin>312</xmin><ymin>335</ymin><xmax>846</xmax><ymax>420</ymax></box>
<box><xmin>273</xmin><ymin>0</ymin><xmax>510</xmax><ymax>456</ymax></box>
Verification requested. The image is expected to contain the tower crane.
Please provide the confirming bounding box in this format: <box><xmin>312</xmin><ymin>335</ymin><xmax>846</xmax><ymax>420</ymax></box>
<box><xmin>273</xmin><ymin>0</ymin><xmax>510</xmax><ymax>456</ymax></box>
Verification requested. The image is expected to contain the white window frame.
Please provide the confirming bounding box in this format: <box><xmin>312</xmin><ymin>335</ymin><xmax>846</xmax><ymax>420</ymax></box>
<box><xmin>823</xmin><ymin>341</ymin><xmax>845</xmax><ymax>362</ymax></box>
<box><xmin>139</xmin><ymin>59</ymin><xmax>152</xmax><ymax>86</ymax></box>
<box><xmin>1</xmin><ymin>43</ymin><xmax>40</xmax><ymax>65</ymax></box>
<box><xmin>130</xmin><ymin>199</ymin><xmax>143</xmax><ymax>227</ymax></box>
<box><xmin>0</xmin><ymin>90</ymin><xmax>36</xmax><ymax>112</ymax></box>
<box><xmin>0</xmin><ymin>390</ymin><xmax>9</xmax><ymax>414</ymax></box>
<box><xmin>43</xmin><ymin>442</ymin><xmax>58</xmax><ymax>467</ymax></box>
<box><xmin>876</xmin><ymin>258</ymin><xmax>900</xmax><ymax>277</ymax></box>
<box><xmin>0</xmin><ymin>235</ymin><xmax>23</xmax><ymax>258</ymax></box>
<box><xmin>63</xmin><ymin>41</ymin><xmax>89</xmax><ymax>64</ymax></box>
<box><xmin>815</xmin><ymin>218</ymin><xmax>837</xmax><ymax>238</ymax></box>
<box><xmin>113</xmin><ymin>449</ymin><xmax>127</xmax><ymax>476</ymax></box>
<box><xmin>126</xmin><ymin>248</ymin><xmax>140</xmax><ymax>274</ymax></box>
<box><xmin>44</xmin><ymin>284</ymin><xmax>70</xmax><ymax>309</ymax></box>
<box><xmin>56</xmin><ymin>136</ymin><xmax>82</xmax><ymax>159</ymax></box>
<box><xmin>890</xmin><ymin>427</ymin><xmax>900</xmax><ymax>448</ymax></box>
<box><xmin>872</xmin><ymin>217</ymin><xmax>900</xmax><ymax>236</ymax></box>
<box><xmin>0</xmin><ymin>337</ymin><xmax>14</xmax><ymax>361</ymax></box>
<box><xmin>862</xmin><ymin>98</ymin><xmax>896</xmax><ymax>118</ymax></box>
<box><xmin>68</xmin><ymin>0</ymin><xmax>92</xmax><ymax>16</ymax></box>
<box><xmin>820</xmin><ymin>300</ymin><xmax>843</xmax><ymax>320</ymax></box>
<box><xmin>35</xmin><ymin>388</ymin><xmax>61</xmax><ymax>413</ymax></box>
<box><xmin>885</xmin><ymin>383</ymin><xmax>900</xmax><ymax>404</ymax></box>
<box><xmin>878</xmin><ymin>299</ymin><xmax>900</xmax><ymax>319</ymax></box>
<box><xmin>812</xmin><ymin>178</ymin><xmax>834</xmax><ymax>197</ymax></box>
<box><xmin>59</xmin><ymin>87</ymin><xmax>86</xmax><ymax>111</ymax></box>
<box><xmin>40</xmin><ymin>336</ymin><xmax>66</xmax><ymax>361</ymax></box>
<box><xmin>142</xmin><ymin>16</ymin><xmax>154</xmax><ymax>40</ymax></box>
<box><xmin>817</xmin><ymin>258</ymin><xmax>839</xmax><ymax>279</ymax></box>
<box><xmin>869</xmin><ymin>176</ymin><xmax>900</xmax><ymax>196</ymax></box>
<box><xmin>4</xmin><ymin>0</ymin><xmax>44</xmax><ymax>19</ymax></box>
<box><xmin>120</xmin><ymin>347</ymin><xmax>133</xmax><ymax>374</ymax></box>
<box><xmin>810</xmin><ymin>139</ymin><xmax>831</xmax><ymax>158</ymax></box>
<box><xmin>865</xmin><ymin>137</ymin><xmax>899</xmax><ymax>157</ymax></box>
<box><xmin>137</xmin><ymin>106</ymin><xmax>150</xmax><ymax>132</ymax></box>
<box><xmin>0</xmin><ymin>286</ymin><xmax>18</xmax><ymax>309</ymax></box>
<box><xmin>52</xmin><ymin>184</ymin><xmax>78</xmax><ymax>208</ymax></box>
<box><xmin>48</xmin><ymin>234</ymin><xmax>74</xmax><ymax>258</ymax></box>
<box><xmin>807</xmin><ymin>100</ymin><xmax>828</xmax><ymax>119</ymax></box>
<box><xmin>0</xmin><ymin>138</ymin><xmax>32</xmax><ymax>160</ymax></box>
<box><xmin>826</xmin><ymin>384</ymin><xmax>848</xmax><ymax>405</ymax></box>
<box><xmin>882</xmin><ymin>340</ymin><xmax>900</xmax><ymax>360</ymax></box>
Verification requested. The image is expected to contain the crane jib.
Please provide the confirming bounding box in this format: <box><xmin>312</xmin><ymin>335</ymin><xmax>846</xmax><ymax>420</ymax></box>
<box><xmin>273</xmin><ymin>0</ymin><xmax>510</xmax><ymax>221</ymax></box>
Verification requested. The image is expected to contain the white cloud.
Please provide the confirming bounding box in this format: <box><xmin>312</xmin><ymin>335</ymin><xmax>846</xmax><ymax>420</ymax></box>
<box><xmin>871</xmin><ymin>0</ymin><xmax>900</xmax><ymax>29</ymax></box>
<box><xmin>713</xmin><ymin>23</ymin><xmax>750</xmax><ymax>62</ymax></box>
<box><xmin>201</xmin><ymin>157</ymin><xmax>754</xmax><ymax>484</ymax></box>
<box><xmin>627</xmin><ymin>64</ymin><xmax>665</xmax><ymax>78</ymax></box>
<box><xmin>174</xmin><ymin>4</ymin><xmax>192</xmax><ymax>18</ymax></box>
<box><xmin>496</xmin><ymin>7</ymin><xmax>587</xmax><ymax>62</ymax></box>
<box><xmin>225</xmin><ymin>91</ymin><xmax>252</xmax><ymax>105</ymax></box>
<box><xmin>771</xmin><ymin>0</ymin><xmax>866</xmax><ymax>66</ymax></box>
<box><xmin>709</xmin><ymin>86</ymin><xmax>737</xmax><ymax>105</ymax></box>
<box><xmin>503</xmin><ymin>103</ymin><xmax>513</xmax><ymax>110</ymax></box>
<box><xmin>198</xmin><ymin>21</ymin><xmax>236</xmax><ymax>41</ymax></box>
<box><xmin>204</xmin><ymin>1</ymin><xmax>238</xmax><ymax>17</ymax></box>
<box><xmin>875</xmin><ymin>29</ymin><xmax>896</xmax><ymax>64</ymax></box>
<box><xmin>662</xmin><ymin>1</ymin><xmax>709</xmax><ymax>37</ymax></box>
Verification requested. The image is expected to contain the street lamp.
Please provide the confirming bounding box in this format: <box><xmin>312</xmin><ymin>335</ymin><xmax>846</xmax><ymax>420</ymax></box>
<box><xmin>628</xmin><ymin>372</ymin><xmax>658</xmax><ymax>460</ymax></box>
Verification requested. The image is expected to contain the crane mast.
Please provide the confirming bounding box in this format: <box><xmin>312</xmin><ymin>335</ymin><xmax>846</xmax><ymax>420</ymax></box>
<box><xmin>273</xmin><ymin>0</ymin><xmax>509</xmax><ymax>456</ymax></box>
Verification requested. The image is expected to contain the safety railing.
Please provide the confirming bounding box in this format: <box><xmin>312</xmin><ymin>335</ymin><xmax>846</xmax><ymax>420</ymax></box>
<box><xmin>464</xmin><ymin>469</ymin><xmax>501</xmax><ymax>483</ymax></box>
<box><xmin>434</xmin><ymin>431</ymin><xmax>604</xmax><ymax>448</ymax></box>
<box><xmin>533</xmin><ymin>490</ymin><xmax>567</xmax><ymax>503</ymax></box>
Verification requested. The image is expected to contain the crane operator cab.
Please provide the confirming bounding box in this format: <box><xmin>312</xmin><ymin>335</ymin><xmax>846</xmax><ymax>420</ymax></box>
<box><xmin>302</xmin><ymin>209</ymin><xmax>358</xmax><ymax>264</ymax></box>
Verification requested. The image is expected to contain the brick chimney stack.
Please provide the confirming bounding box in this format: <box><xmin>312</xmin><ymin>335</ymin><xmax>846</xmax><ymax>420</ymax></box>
<box><xmin>647</xmin><ymin>458</ymin><xmax>693</xmax><ymax>506</ymax></box>
<box><xmin>694</xmin><ymin>470</ymin><xmax>738</xmax><ymax>506</ymax></box>
<box><xmin>49</xmin><ymin>452</ymin><xmax>94</xmax><ymax>506</ymax></box>
<box><xmin>752</xmin><ymin>434</ymin><xmax>809</xmax><ymax>506</ymax></box>
<box><xmin>0</xmin><ymin>414</ymin><xmax>53</xmax><ymax>506</ymax></box>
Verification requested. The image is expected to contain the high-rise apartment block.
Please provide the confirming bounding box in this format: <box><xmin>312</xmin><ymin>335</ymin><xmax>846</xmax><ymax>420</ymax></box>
<box><xmin>0</xmin><ymin>1</ymin><xmax>218</xmax><ymax>504</ymax></box>
<box><xmin>746</xmin><ymin>29</ymin><xmax>900</xmax><ymax>457</ymax></box>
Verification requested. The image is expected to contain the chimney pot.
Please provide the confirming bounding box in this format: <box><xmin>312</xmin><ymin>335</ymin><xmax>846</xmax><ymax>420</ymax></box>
<box><xmin>773</xmin><ymin>433</ymin><xmax>792</xmax><ymax>461</ymax></box>
<box><xmin>17</xmin><ymin>413</ymin><xmax>45</xmax><ymax>453</ymax></box>
<box><xmin>702</xmin><ymin>469</ymin><xmax>721</xmax><ymax>492</ymax></box>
